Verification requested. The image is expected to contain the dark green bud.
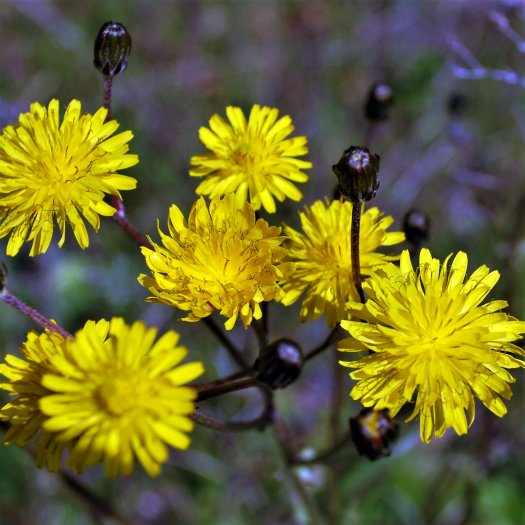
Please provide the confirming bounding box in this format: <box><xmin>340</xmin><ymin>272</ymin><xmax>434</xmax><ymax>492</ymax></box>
<box><xmin>94</xmin><ymin>22</ymin><xmax>132</xmax><ymax>77</ymax></box>
<box><xmin>254</xmin><ymin>338</ymin><xmax>303</xmax><ymax>389</ymax></box>
<box><xmin>365</xmin><ymin>83</ymin><xmax>394</xmax><ymax>122</ymax></box>
<box><xmin>349</xmin><ymin>408</ymin><xmax>399</xmax><ymax>461</ymax></box>
<box><xmin>403</xmin><ymin>208</ymin><xmax>430</xmax><ymax>246</ymax></box>
<box><xmin>332</xmin><ymin>146</ymin><xmax>380</xmax><ymax>203</ymax></box>
<box><xmin>447</xmin><ymin>92</ymin><xmax>468</xmax><ymax>118</ymax></box>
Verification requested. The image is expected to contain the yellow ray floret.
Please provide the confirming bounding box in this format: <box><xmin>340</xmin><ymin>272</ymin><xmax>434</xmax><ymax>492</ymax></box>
<box><xmin>139</xmin><ymin>195</ymin><xmax>294</xmax><ymax>329</ymax></box>
<box><xmin>0</xmin><ymin>318</ymin><xmax>203</xmax><ymax>477</ymax></box>
<box><xmin>0</xmin><ymin>99</ymin><xmax>138</xmax><ymax>256</ymax></box>
<box><xmin>279</xmin><ymin>198</ymin><xmax>405</xmax><ymax>327</ymax></box>
<box><xmin>338</xmin><ymin>248</ymin><xmax>525</xmax><ymax>442</ymax></box>
<box><xmin>190</xmin><ymin>104</ymin><xmax>311</xmax><ymax>213</ymax></box>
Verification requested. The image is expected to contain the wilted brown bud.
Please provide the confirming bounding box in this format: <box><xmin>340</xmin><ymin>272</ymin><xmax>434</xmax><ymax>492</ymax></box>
<box><xmin>94</xmin><ymin>22</ymin><xmax>132</xmax><ymax>77</ymax></box>
<box><xmin>255</xmin><ymin>338</ymin><xmax>304</xmax><ymax>389</ymax></box>
<box><xmin>332</xmin><ymin>146</ymin><xmax>380</xmax><ymax>203</ymax></box>
<box><xmin>350</xmin><ymin>408</ymin><xmax>399</xmax><ymax>461</ymax></box>
<box><xmin>365</xmin><ymin>83</ymin><xmax>394</xmax><ymax>122</ymax></box>
<box><xmin>403</xmin><ymin>208</ymin><xmax>430</xmax><ymax>246</ymax></box>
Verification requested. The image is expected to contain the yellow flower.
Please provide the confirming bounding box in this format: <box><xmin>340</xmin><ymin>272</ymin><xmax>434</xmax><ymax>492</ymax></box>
<box><xmin>0</xmin><ymin>99</ymin><xmax>138</xmax><ymax>256</ymax></box>
<box><xmin>0</xmin><ymin>319</ymin><xmax>204</xmax><ymax>477</ymax></box>
<box><xmin>139</xmin><ymin>195</ymin><xmax>294</xmax><ymax>330</ymax></box>
<box><xmin>0</xmin><ymin>329</ymin><xmax>69</xmax><ymax>471</ymax></box>
<box><xmin>339</xmin><ymin>248</ymin><xmax>525</xmax><ymax>443</ymax></box>
<box><xmin>189</xmin><ymin>104</ymin><xmax>311</xmax><ymax>213</ymax></box>
<box><xmin>280</xmin><ymin>199</ymin><xmax>405</xmax><ymax>327</ymax></box>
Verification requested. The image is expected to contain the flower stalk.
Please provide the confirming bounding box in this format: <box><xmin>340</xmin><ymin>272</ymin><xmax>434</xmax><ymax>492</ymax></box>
<box><xmin>351</xmin><ymin>203</ymin><xmax>365</xmax><ymax>304</ymax></box>
<box><xmin>0</xmin><ymin>290</ymin><xmax>72</xmax><ymax>338</ymax></box>
<box><xmin>196</xmin><ymin>375</ymin><xmax>258</xmax><ymax>402</ymax></box>
<box><xmin>111</xmin><ymin>196</ymin><xmax>150</xmax><ymax>248</ymax></box>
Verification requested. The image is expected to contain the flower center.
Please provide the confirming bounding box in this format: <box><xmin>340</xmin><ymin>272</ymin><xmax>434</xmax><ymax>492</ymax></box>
<box><xmin>40</xmin><ymin>151</ymin><xmax>79</xmax><ymax>184</ymax></box>
<box><xmin>231</xmin><ymin>140</ymin><xmax>264</xmax><ymax>172</ymax></box>
<box><xmin>96</xmin><ymin>376</ymin><xmax>136</xmax><ymax>416</ymax></box>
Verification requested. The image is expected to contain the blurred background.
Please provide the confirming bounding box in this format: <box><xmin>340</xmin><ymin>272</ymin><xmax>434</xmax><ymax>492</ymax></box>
<box><xmin>0</xmin><ymin>0</ymin><xmax>524</xmax><ymax>524</ymax></box>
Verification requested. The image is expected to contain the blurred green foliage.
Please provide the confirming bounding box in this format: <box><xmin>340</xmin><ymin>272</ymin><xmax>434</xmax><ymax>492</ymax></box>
<box><xmin>0</xmin><ymin>0</ymin><xmax>524</xmax><ymax>524</ymax></box>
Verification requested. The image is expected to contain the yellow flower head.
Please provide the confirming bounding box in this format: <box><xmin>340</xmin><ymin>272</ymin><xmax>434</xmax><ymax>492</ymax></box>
<box><xmin>0</xmin><ymin>99</ymin><xmax>138</xmax><ymax>256</ymax></box>
<box><xmin>189</xmin><ymin>104</ymin><xmax>311</xmax><ymax>213</ymax></box>
<box><xmin>339</xmin><ymin>248</ymin><xmax>525</xmax><ymax>443</ymax></box>
<box><xmin>0</xmin><ymin>318</ymin><xmax>204</xmax><ymax>477</ymax></box>
<box><xmin>280</xmin><ymin>199</ymin><xmax>405</xmax><ymax>327</ymax></box>
<box><xmin>0</xmin><ymin>329</ymin><xmax>68</xmax><ymax>471</ymax></box>
<box><xmin>139</xmin><ymin>195</ymin><xmax>294</xmax><ymax>330</ymax></box>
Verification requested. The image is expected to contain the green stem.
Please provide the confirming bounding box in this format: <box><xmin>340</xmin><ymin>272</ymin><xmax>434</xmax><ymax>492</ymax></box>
<box><xmin>305</xmin><ymin>326</ymin><xmax>341</xmax><ymax>362</ymax></box>
<box><xmin>193</xmin><ymin>369</ymin><xmax>248</xmax><ymax>391</ymax></box>
<box><xmin>351</xmin><ymin>203</ymin><xmax>365</xmax><ymax>303</ymax></box>
<box><xmin>191</xmin><ymin>408</ymin><xmax>270</xmax><ymax>432</ymax></box>
<box><xmin>251</xmin><ymin>314</ymin><xmax>269</xmax><ymax>350</ymax></box>
<box><xmin>272</xmin><ymin>415</ymin><xmax>326</xmax><ymax>525</ymax></box>
<box><xmin>203</xmin><ymin>316</ymin><xmax>251</xmax><ymax>371</ymax></box>
<box><xmin>327</xmin><ymin>343</ymin><xmax>345</xmax><ymax>523</ymax></box>
<box><xmin>60</xmin><ymin>471</ymin><xmax>139</xmax><ymax>525</ymax></box>
<box><xmin>192</xmin><ymin>385</ymin><xmax>273</xmax><ymax>432</ymax></box>
<box><xmin>0</xmin><ymin>421</ymin><xmax>136</xmax><ymax>525</ymax></box>
<box><xmin>291</xmin><ymin>432</ymin><xmax>352</xmax><ymax>466</ymax></box>
<box><xmin>196</xmin><ymin>375</ymin><xmax>258</xmax><ymax>402</ymax></box>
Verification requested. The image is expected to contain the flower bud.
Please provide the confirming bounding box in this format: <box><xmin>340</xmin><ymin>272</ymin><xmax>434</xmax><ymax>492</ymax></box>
<box><xmin>403</xmin><ymin>208</ymin><xmax>430</xmax><ymax>246</ymax></box>
<box><xmin>332</xmin><ymin>146</ymin><xmax>380</xmax><ymax>203</ymax></box>
<box><xmin>94</xmin><ymin>22</ymin><xmax>132</xmax><ymax>77</ymax></box>
<box><xmin>349</xmin><ymin>408</ymin><xmax>399</xmax><ymax>461</ymax></box>
<box><xmin>364</xmin><ymin>83</ymin><xmax>394</xmax><ymax>122</ymax></box>
<box><xmin>254</xmin><ymin>338</ymin><xmax>304</xmax><ymax>389</ymax></box>
<box><xmin>447</xmin><ymin>92</ymin><xmax>467</xmax><ymax>119</ymax></box>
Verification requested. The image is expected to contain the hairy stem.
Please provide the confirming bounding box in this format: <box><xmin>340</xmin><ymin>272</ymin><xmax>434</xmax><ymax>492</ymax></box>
<box><xmin>0</xmin><ymin>290</ymin><xmax>72</xmax><ymax>338</ymax></box>
<box><xmin>196</xmin><ymin>375</ymin><xmax>258</xmax><ymax>402</ymax></box>
<box><xmin>305</xmin><ymin>326</ymin><xmax>340</xmax><ymax>362</ymax></box>
<box><xmin>111</xmin><ymin>196</ymin><xmax>150</xmax><ymax>248</ymax></box>
<box><xmin>103</xmin><ymin>76</ymin><xmax>113</xmax><ymax>119</ymax></box>
<box><xmin>192</xmin><ymin>385</ymin><xmax>273</xmax><ymax>432</ymax></box>
<box><xmin>203</xmin><ymin>316</ymin><xmax>251</xmax><ymax>371</ymax></box>
<box><xmin>351</xmin><ymin>203</ymin><xmax>365</xmax><ymax>303</ymax></box>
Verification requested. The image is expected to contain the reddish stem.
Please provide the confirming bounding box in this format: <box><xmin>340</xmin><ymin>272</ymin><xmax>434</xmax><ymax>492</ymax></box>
<box><xmin>0</xmin><ymin>291</ymin><xmax>72</xmax><ymax>338</ymax></box>
<box><xmin>111</xmin><ymin>196</ymin><xmax>150</xmax><ymax>248</ymax></box>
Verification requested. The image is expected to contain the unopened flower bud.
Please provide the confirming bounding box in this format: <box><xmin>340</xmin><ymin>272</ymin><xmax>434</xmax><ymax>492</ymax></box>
<box><xmin>447</xmin><ymin>92</ymin><xmax>467</xmax><ymax>119</ymax></box>
<box><xmin>255</xmin><ymin>338</ymin><xmax>304</xmax><ymax>389</ymax></box>
<box><xmin>365</xmin><ymin>83</ymin><xmax>394</xmax><ymax>122</ymax></box>
<box><xmin>332</xmin><ymin>146</ymin><xmax>380</xmax><ymax>203</ymax></box>
<box><xmin>403</xmin><ymin>208</ymin><xmax>430</xmax><ymax>246</ymax></box>
<box><xmin>349</xmin><ymin>408</ymin><xmax>399</xmax><ymax>461</ymax></box>
<box><xmin>94</xmin><ymin>22</ymin><xmax>132</xmax><ymax>77</ymax></box>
